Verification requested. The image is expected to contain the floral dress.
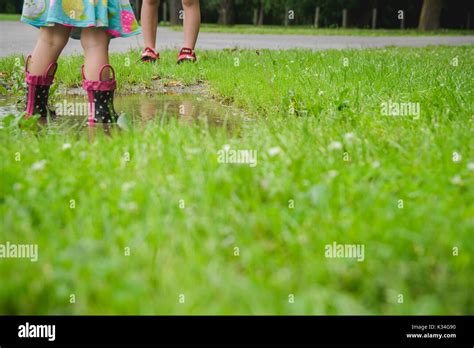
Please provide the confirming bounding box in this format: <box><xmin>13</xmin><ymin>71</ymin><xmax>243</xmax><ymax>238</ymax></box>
<box><xmin>21</xmin><ymin>0</ymin><xmax>141</xmax><ymax>39</ymax></box>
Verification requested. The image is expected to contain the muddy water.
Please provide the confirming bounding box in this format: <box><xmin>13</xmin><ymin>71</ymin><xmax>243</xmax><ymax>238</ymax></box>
<box><xmin>0</xmin><ymin>93</ymin><xmax>247</xmax><ymax>132</ymax></box>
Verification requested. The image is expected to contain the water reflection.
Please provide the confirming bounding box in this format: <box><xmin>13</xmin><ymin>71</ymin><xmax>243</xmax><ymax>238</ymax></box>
<box><xmin>0</xmin><ymin>93</ymin><xmax>245</xmax><ymax>135</ymax></box>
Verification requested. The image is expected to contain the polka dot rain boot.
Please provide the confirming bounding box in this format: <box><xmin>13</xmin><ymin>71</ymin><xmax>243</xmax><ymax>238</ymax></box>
<box><xmin>82</xmin><ymin>64</ymin><xmax>119</xmax><ymax>124</ymax></box>
<box><xmin>25</xmin><ymin>55</ymin><xmax>57</xmax><ymax>119</ymax></box>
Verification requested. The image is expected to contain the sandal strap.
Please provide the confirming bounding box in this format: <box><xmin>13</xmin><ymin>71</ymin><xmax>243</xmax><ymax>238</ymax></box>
<box><xmin>180</xmin><ymin>47</ymin><xmax>194</xmax><ymax>55</ymax></box>
<box><xmin>142</xmin><ymin>47</ymin><xmax>159</xmax><ymax>59</ymax></box>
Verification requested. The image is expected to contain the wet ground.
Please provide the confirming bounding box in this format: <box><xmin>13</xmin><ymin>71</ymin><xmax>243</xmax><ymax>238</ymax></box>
<box><xmin>0</xmin><ymin>92</ymin><xmax>249</xmax><ymax>134</ymax></box>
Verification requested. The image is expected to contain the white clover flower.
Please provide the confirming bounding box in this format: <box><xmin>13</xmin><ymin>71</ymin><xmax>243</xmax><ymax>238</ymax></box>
<box><xmin>120</xmin><ymin>201</ymin><xmax>138</xmax><ymax>211</ymax></box>
<box><xmin>62</xmin><ymin>143</ymin><xmax>71</xmax><ymax>150</ymax></box>
<box><xmin>121</xmin><ymin>182</ymin><xmax>136</xmax><ymax>192</ymax></box>
<box><xmin>344</xmin><ymin>132</ymin><xmax>356</xmax><ymax>141</ymax></box>
<box><xmin>451</xmin><ymin>175</ymin><xmax>463</xmax><ymax>185</ymax></box>
<box><xmin>328</xmin><ymin>141</ymin><xmax>343</xmax><ymax>151</ymax></box>
<box><xmin>467</xmin><ymin>162</ymin><xmax>474</xmax><ymax>171</ymax></box>
<box><xmin>372</xmin><ymin>161</ymin><xmax>381</xmax><ymax>169</ymax></box>
<box><xmin>31</xmin><ymin>160</ymin><xmax>47</xmax><ymax>171</ymax></box>
<box><xmin>452</xmin><ymin>152</ymin><xmax>462</xmax><ymax>162</ymax></box>
<box><xmin>268</xmin><ymin>147</ymin><xmax>282</xmax><ymax>157</ymax></box>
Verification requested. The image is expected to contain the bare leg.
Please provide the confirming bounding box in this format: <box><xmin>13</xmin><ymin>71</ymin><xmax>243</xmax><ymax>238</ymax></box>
<box><xmin>182</xmin><ymin>0</ymin><xmax>200</xmax><ymax>49</ymax></box>
<box><xmin>29</xmin><ymin>25</ymin><xmax>71</xmax><ymax>75</ymax></box>
<box><xmin>80</xmin><ymin>28</ymin><xmax>118</xmax><ymax>124</ymax></box>
<box><xmin>81</xmin><ymin>27</ymin><xmax>110</xmax><ymax>81</ymax></box>
<box><xmin>141</xmin><ymin>0</ymin><xmax>160</xmax><ymax>50</ymax></box>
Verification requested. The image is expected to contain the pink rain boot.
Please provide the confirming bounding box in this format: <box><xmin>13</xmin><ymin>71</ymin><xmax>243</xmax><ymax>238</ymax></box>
<box><xmin>82</xmin><ymin>64</ymin><xmax>118</xmax><ymax>124</ymax></box>
<box><xmin>25</xmin><ymin>55</ymin><xmax>57</xmax><ymax>118</ymax></box>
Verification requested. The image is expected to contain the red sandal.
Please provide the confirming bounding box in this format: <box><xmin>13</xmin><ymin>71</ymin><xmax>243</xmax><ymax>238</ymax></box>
<box><xmin>177</xmin><ymin>47</ymin><xmax>197</xmax><ymax>64</ymax></box>
<box><xmin>140</xmin><ymin>47</ymin><xmax>159</xmax><ymax>63</ymax></box>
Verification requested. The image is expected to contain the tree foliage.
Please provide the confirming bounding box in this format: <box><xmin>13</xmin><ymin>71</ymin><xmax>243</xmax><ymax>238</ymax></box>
<box><xmin>5</xmin><ymin>0</ymin><xmax>473</xmax><ymax>29</ymax></box>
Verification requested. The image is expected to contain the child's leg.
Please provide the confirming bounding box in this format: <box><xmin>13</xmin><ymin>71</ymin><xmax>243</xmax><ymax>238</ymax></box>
<box><xmin>25</xmin><ymin>25</ymin><xmax>70</xmax><ymax>118</ymax></box>
<box><xmin>80</xmin><ymin>28</ymin><xmax>118</xmax><ymax>123</ymax></box>
<box><xmin>141</xmin><ymin>0</ymin><xmax>160</xmax><ymax>50</ymax></box>
<box><xmin>29</xmin><ymin>25</ymin><xmax>71</xmax><ymax>75</ymax></box>
<box><xmin>80</xmin><ymin>27</ymin><xmax>110</xmax><ymax>81</ymax></box>
<box><xmin>182</xmin><ymin>0</ymin><xmax>200</xmax><ymax>49</ymax></box>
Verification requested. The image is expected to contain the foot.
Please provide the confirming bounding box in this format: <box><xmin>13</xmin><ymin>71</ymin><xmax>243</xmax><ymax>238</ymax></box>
<box><xmin>177</xmin><ymin>48</ymin><xmax>197</xmax><ymax>64</ymax></box>
<box><xmin>141</xmin><ymin>47</ymin><xmax>159</xmax><ymax>63</ymax></box>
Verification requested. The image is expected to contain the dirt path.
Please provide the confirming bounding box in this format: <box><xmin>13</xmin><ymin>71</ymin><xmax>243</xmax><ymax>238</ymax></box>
<box><xmin>1</xmin><ymin>21</ymin><xmax>473</xmax><ymax>57</ymax></box>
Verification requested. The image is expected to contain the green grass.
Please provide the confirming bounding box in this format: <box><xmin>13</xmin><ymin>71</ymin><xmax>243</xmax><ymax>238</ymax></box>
<box><xmin>0</xmin><ymin>46</ymin><xmax>473</xmax><ymax>314</ymax></box>
<box><xmin>170</xmin><ymin>23</ymin><xmax>474</xmax><ymax>36</ymax></box>
<box><xmin>0</xmin><ymin>13</ymin><xmax>20</xmax><ymax>21</ymax></box>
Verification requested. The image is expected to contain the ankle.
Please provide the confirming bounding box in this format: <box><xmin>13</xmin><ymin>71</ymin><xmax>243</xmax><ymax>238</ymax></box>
<box><xmin>25</xmin><ymin>55</ymin><xmax>58</xmax><ymax>79</ymax></box>
<box><xmin>82</xmin><ymin>64</ymin><xmax>115</xmax><ymax>82</ymax></box>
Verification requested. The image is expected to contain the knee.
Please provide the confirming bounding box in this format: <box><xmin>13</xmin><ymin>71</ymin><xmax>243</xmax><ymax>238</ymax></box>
<box><xmin>81</xmin><ymin>29</ymin><xmax>109</xmax><ymax>50</ymax></box>
<box><xmin>80</xmin><ymin>36</ymin><xmax>96</xmax><ymax>50</ymax></box>
<box><xmin>39</xmin><ymin>29</ymin><xmax>69</xmax><ymax>49</ymax></box>
<box><xmin>143</xmin><ymin>0</ymin><xmax>160</xmax><ymax>5</ymax></box>
<box><xmin>182</xmin><ymin>0</ymin><xmax>198</xmax><ymax>8</ymax></box>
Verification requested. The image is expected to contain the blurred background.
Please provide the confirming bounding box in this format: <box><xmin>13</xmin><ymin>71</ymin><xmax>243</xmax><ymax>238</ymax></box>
<box><xmin>2</xmin><ymin>0</ymin><xmax>473</xmax><ymax>30</ymax></box>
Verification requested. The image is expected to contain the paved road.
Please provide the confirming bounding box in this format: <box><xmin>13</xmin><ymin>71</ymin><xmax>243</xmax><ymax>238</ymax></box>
<box><xmin>1</xmin><ymin>21</ymin><xmax>473</xmax><ymax>57</ymax></box>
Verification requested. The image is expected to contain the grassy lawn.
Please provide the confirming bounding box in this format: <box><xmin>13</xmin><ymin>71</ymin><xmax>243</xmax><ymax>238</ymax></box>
<box><xmin>170</xmin><ymin>23</ymin><xmax>474</xmax><ymax>36</ymax></box>
<box><xmin>0</xmin><ymin>13</ymin><xmax>20</xmax><ymax>21</ymax></box>
<box><xmin>0</xmin><ymin>46</ymin><xmax>473</xmax><ymax>315</ymax></box>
